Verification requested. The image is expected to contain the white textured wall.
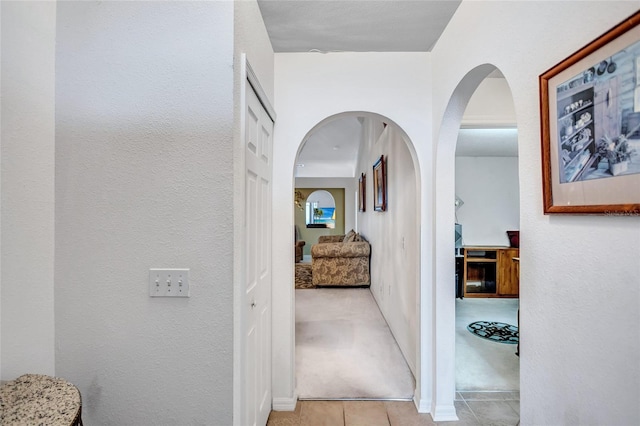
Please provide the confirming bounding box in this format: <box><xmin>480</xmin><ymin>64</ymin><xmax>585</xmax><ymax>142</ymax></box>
<box><xmin>55</xmin><ymin>2</ymin><xmax>234</xmax><ymax>424</ymax></box>
<box><xmin>432</xmin><ymin>2</ymin><xmax>640</xmax><ymax>424</ymax></box>
<box><xmin>0</xmin><ymin>1</ymin><xmax>56</xmax><ymax>380</ymax></box>
<box><xmin>273</xmin><ymin>52</ymin><xmax>431</xmax><ymax>407</ymax></box>
<box><xmin>358</xmin><ymin>120</ymin><xmax>419</xmax><ymax>375</ymax></box>
<box><xmin>455</xmin><ymin>157</ymin><xmax>519</xmax><ymax>247</ymax></box>
<box><xmin>462</xmin><ymin>77</ymin><xmax>516</xmax><ymax>127</ymax></box>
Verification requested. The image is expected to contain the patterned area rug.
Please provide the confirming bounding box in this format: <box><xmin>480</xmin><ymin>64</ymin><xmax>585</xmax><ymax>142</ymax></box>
<box><xmin>295</xmin><ymin>263</ymin><xmax>314</xmax><ymax>289</ymax></box>
<box><xmin>467</xmin><ymin>321</ymin><xmax>519</xmax><ymax>344</ymax></box>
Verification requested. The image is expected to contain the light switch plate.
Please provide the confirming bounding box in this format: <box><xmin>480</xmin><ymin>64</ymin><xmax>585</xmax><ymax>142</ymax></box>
<box><xmin>149</xmin><ymin>269</ymin><xmax>190</xmax><ymax>297</ymax></box>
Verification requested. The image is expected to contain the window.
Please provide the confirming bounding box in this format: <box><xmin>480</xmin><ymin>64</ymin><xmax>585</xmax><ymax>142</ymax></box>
<box><xmin>305</xmin><ymin>190</ymin><xmax>335</xmax><ymax>229</ymax></box>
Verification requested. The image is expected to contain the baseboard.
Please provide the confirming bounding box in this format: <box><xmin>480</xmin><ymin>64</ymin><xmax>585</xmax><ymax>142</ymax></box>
<box><xmin>431</xmin><ymin>403</ymin><xmax>459</xmax><ymax>422</ymax></box>
<box><xmin>272</xmin><ymin>397</ymin><xmax>298</xmax><ymax>411</ymax></box>
<box><xmin>415</xmin><ymin>396</ymin><xmax>431</xmax><ymax>413</ymax></box>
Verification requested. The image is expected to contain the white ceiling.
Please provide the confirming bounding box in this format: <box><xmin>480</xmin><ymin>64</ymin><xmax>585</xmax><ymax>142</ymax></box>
<box><xmin>296</xmin><ymin>118</ymin><xmax>518</xmax><ymax>177</ymax></box>
<box><xmin>256</xmin><ymin>1</ymin><xmax>517</xmax><ymax>177</ymax></box>
<box><xmin>296</xmin><ymin>116</ymin><xmax>362</xmax><ymax>178</ymax></box>
<box><xmin>257</xmin><ymin>0</ymin><xmax>462</xmax><ymax>53</ymax></box>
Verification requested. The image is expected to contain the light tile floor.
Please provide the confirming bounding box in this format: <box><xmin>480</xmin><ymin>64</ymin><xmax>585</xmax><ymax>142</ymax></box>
<box><xmin>268</xmin><ymin>391</ymin><xmax>519</xmax><ymax>426</ymax></box>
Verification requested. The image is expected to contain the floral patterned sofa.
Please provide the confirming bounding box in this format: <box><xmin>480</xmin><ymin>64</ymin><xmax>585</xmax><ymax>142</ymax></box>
<box><xmin>310</xmin><ymin>230</ymin><xmax>370</xmax><ymax>287</ymax></box>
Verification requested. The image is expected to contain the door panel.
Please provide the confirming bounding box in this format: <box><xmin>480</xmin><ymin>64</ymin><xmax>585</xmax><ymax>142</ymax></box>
<box><xmin>244</xmin><ymin>80</ymin><xmax>273</xmax><ymax>426</ymax></box>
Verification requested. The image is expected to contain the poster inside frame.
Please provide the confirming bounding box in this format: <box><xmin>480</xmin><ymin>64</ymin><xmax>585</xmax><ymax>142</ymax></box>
<box><xmin>358</xmin><ymin>173</ymin><xmax>366</xmax><ymax>212</ymax></box>
<box><xmin>540</xmin><ymin>11</ymin><xmax>640</xmax><ymax>215</ymax></box>
<box><xmin>373</xmin><ymin>155</ymin><xmax>386</xmax><ymax>212</ymax></box>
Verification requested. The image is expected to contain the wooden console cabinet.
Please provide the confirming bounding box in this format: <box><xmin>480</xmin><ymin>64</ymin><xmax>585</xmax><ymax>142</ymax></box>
<box><xmin>463</xmin><ymin>247</ymin><xmax>519</xmax><ymax>298</ymax></box>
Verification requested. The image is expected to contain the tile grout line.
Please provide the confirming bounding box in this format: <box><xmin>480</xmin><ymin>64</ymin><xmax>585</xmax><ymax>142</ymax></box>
<box><xmin>458</xmin><ymin>392</ymin><xmax>520</xmax><ymax>425</ymax></box>
<box><xmin>461</xmin><ymin>397</ymin><xmax>483</xmax><ymax>425</ymax></box>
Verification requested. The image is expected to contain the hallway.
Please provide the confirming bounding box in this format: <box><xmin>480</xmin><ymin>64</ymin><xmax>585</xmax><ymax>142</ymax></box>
<box><xmin>295</xmin><ymin>288</ymin><xmax>414</xmax><ymax>399</ymax></box>
<box><xmin>280</xmin><ymin>291</ymin><xmax>521</xmax><ymax>425</ymax></box>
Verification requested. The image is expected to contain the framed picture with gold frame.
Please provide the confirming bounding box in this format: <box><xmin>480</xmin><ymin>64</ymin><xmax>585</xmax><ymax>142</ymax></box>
<box><xmin>373</xmin><ymin>155</ymin><xmax>386</xmax><ymax>212</ymax></box>
<box><xmin>358</xmin><ymin>173</ymin><xmax>366</xmax><ymax>212</ymax></box>
<box><xmin>540</xmin><ymin>11</ymin><xmax>640</xmax><ymax>215</ymax></box>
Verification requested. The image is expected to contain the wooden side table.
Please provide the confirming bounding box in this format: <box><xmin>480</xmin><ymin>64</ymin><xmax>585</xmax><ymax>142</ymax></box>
<box><xmin>0</xmin><ymin>374</ymin><xmax>82</xmax><ymax>425</ymax></box>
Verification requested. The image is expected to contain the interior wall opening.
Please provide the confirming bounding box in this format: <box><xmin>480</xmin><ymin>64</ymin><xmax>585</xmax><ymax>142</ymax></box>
<box><xmin>453</xmin><ymin>69</ymin><xmax>521</xmax><ymax>395</ymax></box>
<box><xmin>305</xmin><ymin>190</ymin><xmax>337</xmax><ymax>229</ymax></box>
<box><xmin>292</xmin><ymin>112</ymin><xmax>421</xmax><ymax>401</ymax></box>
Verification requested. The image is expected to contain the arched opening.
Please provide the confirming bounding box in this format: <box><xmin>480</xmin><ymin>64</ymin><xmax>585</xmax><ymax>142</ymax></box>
<box><xmin>294</xmin><ymin>188</ymin><xmax>345</xmax><ymax>260</ymax></box>
<box><xmin>292</xmin><ymin>111</ymin><xmax>422</xmax><ymax>401</ymax></box>
<box><xmin>433</xmin><ymin>63</ymin><xmax>521</xmax><ymax>421</ymax></box>
<box><xmin>454</xmin><ymin>71</ymin><xmax>520</xmax><ymax>394</ymax></box>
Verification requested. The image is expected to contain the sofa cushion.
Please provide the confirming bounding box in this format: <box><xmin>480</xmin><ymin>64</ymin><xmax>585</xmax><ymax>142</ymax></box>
<box><xmin>354</xmin><ymin>233</ymin><xmax>367</xmax><ymax>242</ymax></box>
<box><xmin>318</xmin><ymin>235</ymin><xmax>344</xmax><ymax>243</ymax></box>
<box><xmin>343</xmin><ymin>229</ymin><xmax>357</xmax><ymax>243</ymax></box>
<box><xmin>311</xmin><ymin>241</ymin><xmax>370</xmax><ymax>258</ymax></box>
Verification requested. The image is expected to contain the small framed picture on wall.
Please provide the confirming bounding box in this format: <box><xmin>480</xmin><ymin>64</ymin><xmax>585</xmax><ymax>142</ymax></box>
<box><xmin>358</xmin><ymin>173</ymin><xmax>366</xmax><ymax>212</ymax></box>
<box><xmin>373</xmin><ymin>155</ymin><xmax>386</xmax><ymax>212</ymax></box>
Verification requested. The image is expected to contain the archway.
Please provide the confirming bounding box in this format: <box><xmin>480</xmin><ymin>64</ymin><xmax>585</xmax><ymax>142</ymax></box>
<box><xmin>433</xmin><ymin>63</ymin><xmax>520</xmax><ymax>419</ymax></box>
<box><xmin>453</xmin><ymin>72</ymin><xmax>520</xmax><ymax>392</ymax></box>
<box><xmin>284</xmin><ymin>110</ymin><xmax>424</xmax><ymax>402</ymax></box>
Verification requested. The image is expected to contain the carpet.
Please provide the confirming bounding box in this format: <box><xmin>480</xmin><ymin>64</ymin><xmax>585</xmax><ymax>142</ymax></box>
<box><xmin>296</xmin><ymin>288</ymin><xmax>415</xmax><ymax>399</ymax></box>
<box><xmin>295</xmin><ymin>263</ymin><xmax>314</xmax><ymax>289</ymax></box>
<box><xmin>467</xmin><ymin>321</ymin><xmax>519</xmax><ymax>344</ymax></box>
<box><xmin>456</xmin><ymin>299</ymin><xmax>520</xmax><ymax>391</ymax></box>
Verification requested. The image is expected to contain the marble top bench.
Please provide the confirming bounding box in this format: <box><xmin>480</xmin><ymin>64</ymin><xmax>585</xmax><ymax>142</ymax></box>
<box><xmin>0</xmin><ymin>374</ymin><xmax>82</xmax><ymax>425</ymax></box>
